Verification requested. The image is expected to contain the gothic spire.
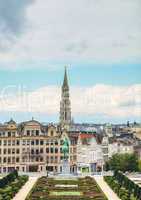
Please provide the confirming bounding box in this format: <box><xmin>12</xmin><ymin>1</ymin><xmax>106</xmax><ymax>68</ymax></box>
<box><xmin>62</xmin><ymin>66</ymin><xmax>69</xmax><ymax>89</ymax></box>
<box><xmin>60</xmin><ymin>66</ymin><xmax>71</xmax><ymax>130</ymax></box>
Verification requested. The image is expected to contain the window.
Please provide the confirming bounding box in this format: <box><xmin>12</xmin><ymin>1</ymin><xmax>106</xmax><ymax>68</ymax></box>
<box><xmin>16</xmin><ymin>140</ymin><xmax>20</xmax><ymax>145</ymax></box>
<box><xmin>40</xmin><ymin>157</ymin><xmax>43</xmax><ymax>162</ymax></box>
<box><xmin>12</xmin><ymin>149</ymin><xmax>15</xmax><ymax>154</ymax></box>
<box><xmin>8</xmin><ymin>149</ymin><xmax>11</xmax><ymax>154</ymax></box>
<box><xmin>55</xmin><ymin>140</ymin><xmax>58</xmax><ymax>145</ymax></box>
<box><xmin>50</xmin><ymin>131</ymin><xmax>54</xmax><ymax>137</ymax></box>
<box><xmin>8</xmin><ymin>140</ymin><xmax>11</xmax><ymax>146</ymax></box>
<box><xmin>16</xmin><ymin>149</ymin><xmax>20</xmax><ymax>154</ymax></box>
<box><xmin>27</xmin><ymin>130</ymin><xmax>30</xmax><ymax>136</ymax></box>
<box><xmin>40</xmin><ymin>140</ymin><xmax>44</xmax><ymax>145</ymax></box>
<box><xmin>60</xmin><ymin>140</ymin><xmax>64</xmax><ymax>145</ymax></box>
<box><xmin>46</xmin><ymin>140</ymin><xmax>49</xmax><ymax>145</ymax></box>
<box><xmin>0</xmin><ymin>149</ymin><xmax>1</xmax><ymax>154</ymax></box>
<box><xmin>50</xmin><ymin>156</ymin><xmax>53</xmax><ymax>163</ymax></box>
<box><xmin>36</xmin><ymin>130</ymin><xmax>39</xmax><ymax>136</ymax></box>
<box><xmin>16</xmin><ymin>157</ymin><xmax>19</xmax><ymax>163</ymax></box>
<box><xmin>12</xmin><ymin>140</ymin><xmax>15</xmax><ymax>146</ymax></box>
<box><xmin>3</xmin><ymin>149</ymin><xmax>7</xmax><ymax>154</ymax></box>
<box><xmin>50</xmin><ymin>140</ymin><xmax>54</xmax><ymax>145</ymax></box>
<box><xmin>36</xmin><ymin>140</ymin><xmax>39</xmax><ymax>145</ymax></box>
<box><xmin>40</xmin><ymin>148</ymin><xmax>43</xmax><ymax>153</ymax></box>
<box><xmin>46</xmin><ymin>156</ymin><xmax>49</xmax><ymax>163</ymax></box>
<box><xmin>0</xmin><ymin>141</ymin><xmax>1</xmax><ymax>145</ymax></box>
<box><xmin>55</xmin><ymin>148</ymin><xmax>58</xmax><ymax>153</ymax></box>
<box><xmin>36</xmin><ymin>149</ymin><xmax>39</xmax><ymax>154</ymax></box>
<box><xmin>8</xmin><ymin>132</ymin><xmax>11</xmax><ymax>137</ymax></box>
<box><xmin>3</xmin><ymin>140</ymin><xmax>7</xmax><ymax>146</ymax></box>
<box><xmin>3</xmin><ymin>157</ymin><xmax>7</xmax><ymax>163</ymax></box>
<box><xmin>50</xmin><ymin>147</ymin><xmax>54</xmax><ymax>154</ymax></box>
<box><xmin>46</xmin><ymin>148</ymin><xmax>49</xmax><ymax>153</ymax></box>
<box><xmin>8</xmin><ymin>157</ymin><xmax>11</xmax><ymax>163</ymax></box>
<box><xmin>31</xmin><ymin>130</ymin><xmax>34</xmax><ymax>136</ymax></box>
<box><xmin>31</xmin><ymin>140</ymin><xmax>34</xmax><ymax>145</ymax></box>
<box><xmin>31</xmin><ymin>149</ymin><xmax>34</xmax><ymax>154</ymax></box>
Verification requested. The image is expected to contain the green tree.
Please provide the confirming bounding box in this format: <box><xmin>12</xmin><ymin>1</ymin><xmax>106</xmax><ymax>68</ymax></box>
<box><xmin>107</xmin><ymin>153</ymin><xmax>139</xmax><ymax>172</ymax></box>
<box><xmin>138</xmin><ymin>160</ymin><xmax>141</xmax><ymax>172</ymax></box>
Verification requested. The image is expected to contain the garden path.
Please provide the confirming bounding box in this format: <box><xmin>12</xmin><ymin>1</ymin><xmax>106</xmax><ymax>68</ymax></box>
<box><xmin>12</xmin><ymin>176</ymin><xmax>38</xmax><ymax>200</ymax></box>
<box><xmin>94</xmin><ymin>176</ymin><xmax>121</xmax><ymax>200</ymax></box>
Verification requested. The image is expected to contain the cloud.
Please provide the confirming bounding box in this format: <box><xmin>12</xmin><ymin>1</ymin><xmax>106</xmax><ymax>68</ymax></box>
<box><xmin>0</xmin><ymin>0</ymin><xmax>141</xmax><ymax>65</ymax></box>
<box><xmin>0</xmin><ymin>84</ymin><xmax>141</xmax><ymax>120</ymax></box>
<box><xmin>0</xmin><ymin>0</ymin><xmax>33</xmax><ymax>50</ymax></box>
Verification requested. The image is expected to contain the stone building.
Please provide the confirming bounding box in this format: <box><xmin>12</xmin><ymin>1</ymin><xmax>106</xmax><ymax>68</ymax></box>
<box><xmin>77</xmin><ymin>132</ymin><xmax>103</xmax><ymax>173</ymax></box>
<box><xmin>0</xmin><ymin>119</ymin><xmax>78</xmax><ymax>173</ymax></box>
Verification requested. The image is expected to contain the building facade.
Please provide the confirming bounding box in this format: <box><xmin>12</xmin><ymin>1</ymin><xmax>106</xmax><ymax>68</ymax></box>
<box><xmin>0</xmin><ymin>119</ymin><xmax>78</xmax><ymax>173</ymax></box>
<box><xmin>77</xmin><ymin>133</ymin><xmax>103</xmax><ymax>173</ymax></box>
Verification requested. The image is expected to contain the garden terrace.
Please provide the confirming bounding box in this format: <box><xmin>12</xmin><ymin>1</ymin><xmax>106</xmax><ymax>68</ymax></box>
<box><xmin>0</xmin><ymin>171</ymin><xmax>28</xmax><ymax>200</ymax></box>
<box><xmin>26</xmin><ymin>176</ymin><xmax>107</xmax><ymax>200</ymax></box>
<box><xmin>104</xmin><ymin>171</ymin><xmax>141</xmax><ymax>200</ymax></box>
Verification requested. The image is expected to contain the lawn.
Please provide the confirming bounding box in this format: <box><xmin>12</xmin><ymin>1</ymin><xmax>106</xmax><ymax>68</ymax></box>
<box><xmin>26</xmin><ymin>176</ymin><xmax>107</xmax><ymax>200</ymax></box>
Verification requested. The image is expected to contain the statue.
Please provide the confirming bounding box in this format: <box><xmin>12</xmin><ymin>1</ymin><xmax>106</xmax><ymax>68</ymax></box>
<box><xmin>62</xmin><ymin>137</ymin><xmax>69</xmax><ymax>160</ymax></box>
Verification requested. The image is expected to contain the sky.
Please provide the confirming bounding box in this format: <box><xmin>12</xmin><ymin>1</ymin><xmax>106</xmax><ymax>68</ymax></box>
<box><xmin>0</xmin><ymin>0</ymin><xmax>141</xmax><ymax>124</ymax></box>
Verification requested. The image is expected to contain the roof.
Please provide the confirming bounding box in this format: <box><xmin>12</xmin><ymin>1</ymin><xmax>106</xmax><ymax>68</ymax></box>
<box><xmin>80</xmin><ymin>133</ymin><xmax>95</xmax><ymax>139</ymax></box>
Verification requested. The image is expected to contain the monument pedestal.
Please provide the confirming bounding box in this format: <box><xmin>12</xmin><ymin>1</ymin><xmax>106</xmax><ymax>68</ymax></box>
<box><xmin>62</xmin><ymin>159</ymin><xmax>70</xmax><ymax>175</ymax></box>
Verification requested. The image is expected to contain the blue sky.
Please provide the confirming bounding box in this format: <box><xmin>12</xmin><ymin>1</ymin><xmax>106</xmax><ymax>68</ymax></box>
<box><xmin>0</xmin><ymin>63</ymin><xmax>141</xmax><ymax>90</ymax></box>
<box><xmin>0</xmin><ymin>0</ymin><xmax>141</xmax><ymax>123</ymax></box>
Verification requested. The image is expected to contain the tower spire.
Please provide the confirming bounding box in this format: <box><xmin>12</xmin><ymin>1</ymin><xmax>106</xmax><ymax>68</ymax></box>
<box><xmin>63</xmin><ymin>66</ymin><xmax>69</xmax><ymax>89</ymax></box>
<box><xmin>60</xmin><ymin>66</ymin><xmax>71</xmax><ymax>130</ymax></box>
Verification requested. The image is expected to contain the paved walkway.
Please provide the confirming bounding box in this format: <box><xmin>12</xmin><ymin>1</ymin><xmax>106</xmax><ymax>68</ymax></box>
<box><xmin>13</xmin><ymin>177</ymin><xmax>38</xmax><ymax>200</ymax></box>
<box><xmin>94</xmin><ymin>176</ymin><xmax>121</xmax><ymax>200</ymax></box>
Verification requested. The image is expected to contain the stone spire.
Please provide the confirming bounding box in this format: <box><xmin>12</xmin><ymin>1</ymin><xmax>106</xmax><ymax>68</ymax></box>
<box><xmin>60</xmin><ymin>66</ymin><xmax>71</xmax><ymax>129</ymax></box>
<box><xmin>63</xmin><ymin>66</ymin><xmax>69</xmax><ymax>89</ymax></box>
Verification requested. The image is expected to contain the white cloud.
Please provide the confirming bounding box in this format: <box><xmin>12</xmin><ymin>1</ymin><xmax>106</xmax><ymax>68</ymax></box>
<box><xmin>0</xmin><ymin>0</ymin><xmax>141</xmax><ymax>66</ymax></box>
<box><xmin>0</xmin><ymin>84</ymin><xmax>141</xmax><ymax>119</ymax></box>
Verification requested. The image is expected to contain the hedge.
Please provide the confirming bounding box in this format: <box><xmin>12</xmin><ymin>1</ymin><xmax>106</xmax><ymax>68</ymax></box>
<box><xmin>0</xmin><ymin>173</ymin><xmax>28</xmax><ymax>200</ymax></box>
<box><xmin>104</xmin><ymin>171</ymin><xmax>141</xmax><ymax>200</ymax></box>
<box><xmin>0</xmin><ymin>170</ymin><xmax>18</xmax><ymax>188</ymax></box>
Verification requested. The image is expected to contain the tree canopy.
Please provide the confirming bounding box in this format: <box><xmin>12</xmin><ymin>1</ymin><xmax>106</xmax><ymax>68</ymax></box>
<box><xmin>105</xmin><ymin>153</ymin><xmax>139</xmax><ymax>172</ymax></box>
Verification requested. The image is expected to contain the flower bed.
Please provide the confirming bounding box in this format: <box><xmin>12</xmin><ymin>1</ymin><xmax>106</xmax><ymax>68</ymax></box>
<box><xmin>26</xmin><ymin>176</ymin><xmax>107</xmax><ymax>200</ymax></box>
<box><xmin>0</xmin><ymin>173</ymin><xmax>29</xmax><ymax>200</ymax></box>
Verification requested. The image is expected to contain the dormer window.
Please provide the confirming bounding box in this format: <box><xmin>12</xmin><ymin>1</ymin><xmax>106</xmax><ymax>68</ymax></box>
<box><xmin>50</xmin><ymin>130</ymin><xmax>54</xmax><ymax>137</ymax></box>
